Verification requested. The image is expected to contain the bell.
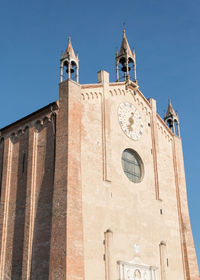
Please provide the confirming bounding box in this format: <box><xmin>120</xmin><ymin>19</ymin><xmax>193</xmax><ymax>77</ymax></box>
<box><xmin>168</xmin><ymin>119</ymin><xmax>173</xmax><ymax>128</ymax></box>
<box><xmin>121</xmin><ymin>65</ymin><xmax>131</xmax><ymax>72</ymax></box>
<box><xmin>66</xmin><ymin>65</ymin><xmax>74</xmax><ymax>74</ymax></box>
<box><xmin>121</xmin><ymin>61</ymin><xmax>131</xmax><ymax>72</ymax></box>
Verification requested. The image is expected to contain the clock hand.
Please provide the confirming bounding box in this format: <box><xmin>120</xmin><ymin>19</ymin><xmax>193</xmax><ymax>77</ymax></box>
<box><xmin>128</xmin><ymin>112</ymin><xmax>134</xmax><ymax>131</ymax></box>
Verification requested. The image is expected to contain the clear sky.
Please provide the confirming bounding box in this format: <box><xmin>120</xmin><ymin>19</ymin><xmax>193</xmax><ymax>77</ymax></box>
<box><xmin>0</xmin><ymin>0</ymin><xmax>199</xmax><ymax>269</ymax></box>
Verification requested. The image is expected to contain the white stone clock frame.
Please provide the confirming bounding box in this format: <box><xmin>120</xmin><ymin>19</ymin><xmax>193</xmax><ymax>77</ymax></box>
<box><xmin>118</xmin><ymin>102</ymin><xmax>144</xmax><ymax>141</ymax></box>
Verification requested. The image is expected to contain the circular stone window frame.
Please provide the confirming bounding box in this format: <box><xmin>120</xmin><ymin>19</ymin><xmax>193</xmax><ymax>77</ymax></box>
<box><xmin>121</xmin><ymin>148</ymin><xmax>144</xmax><ymax>184</ymax></box>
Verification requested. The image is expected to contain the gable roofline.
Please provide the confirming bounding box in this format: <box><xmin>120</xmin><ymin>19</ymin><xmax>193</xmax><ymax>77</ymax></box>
<box><xmin>0</xmin><ymin>102</ymin><xmax>58</xmax><ymax>135</ymax></box>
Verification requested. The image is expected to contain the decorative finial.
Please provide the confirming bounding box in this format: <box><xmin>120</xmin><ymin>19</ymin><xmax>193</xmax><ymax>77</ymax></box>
<box><xmin>123</xmin><ymin>22</ymin><xmax>126</xmax><ymax>37</ymax></box>
<box><xmin>116</xmin><ymin>48</ymin><xmax>118</xmax><ymax>57</ymax></box>
<box><xmin>123</xmin><ymin>29</ymin><xmax>126</xmax><ymax>37</ymax></box>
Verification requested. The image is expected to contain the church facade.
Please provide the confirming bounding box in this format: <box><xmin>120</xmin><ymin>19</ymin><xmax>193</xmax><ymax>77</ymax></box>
<box><xmin>0</xmin><ymin>31</ymin><xmax>199</xmax><ymax>280</ymax></box>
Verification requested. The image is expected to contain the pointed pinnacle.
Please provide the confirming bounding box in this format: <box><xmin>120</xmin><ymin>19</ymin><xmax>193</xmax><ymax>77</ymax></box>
<box><xmin>167</xmin><ymin>99</ymin><xmax>176</xmax><ymax>117</ymax></box>
<box><xmin>64</xmin><ymin>36</ymin><xmax>76</xmax><ymax>59</ymax></box>
<box><xmin>119</xmin><ymin>29</ymin><xmax>133</xmax><ymax>58</ymax></box>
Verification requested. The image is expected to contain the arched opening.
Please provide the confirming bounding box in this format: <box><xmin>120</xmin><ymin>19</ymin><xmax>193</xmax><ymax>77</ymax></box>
<box><xmin>118</xmin><ymin>56</ymin><xmax>135</xmax><ymax>81</ymax></box>
<box><xmin>63</xmin><ymin>60</ymin><xmax>77</xmax><ymax>81</ymax></box>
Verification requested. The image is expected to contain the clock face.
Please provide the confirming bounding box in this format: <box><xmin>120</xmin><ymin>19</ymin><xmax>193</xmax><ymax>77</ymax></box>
<box><xmin>118</xmin><ymin>102</ymin><xmax>144</xmax><ymax>140</ymax></box>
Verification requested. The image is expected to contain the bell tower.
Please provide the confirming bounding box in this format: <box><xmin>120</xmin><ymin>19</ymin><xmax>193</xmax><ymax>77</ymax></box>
<box><xmin>60</xmin><ymin>36</ymin><xmax>79</xmax><ymax>83</ymax></box>
<box><xmin>164</xmin><ymin>99</ymin><xmax>180</xmax><ymax>137</ymax></box>
<box><xmin>116</xmin><ymin>29</ymin><xmax>137</xmax><ymax>83</ymax></box>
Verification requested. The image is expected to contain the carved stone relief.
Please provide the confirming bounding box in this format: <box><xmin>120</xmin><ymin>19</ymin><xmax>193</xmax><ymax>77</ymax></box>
<box><xmin>118</xmin><ymin>258</ymin><xmax>158</xmax><ymax>280</ymax></box>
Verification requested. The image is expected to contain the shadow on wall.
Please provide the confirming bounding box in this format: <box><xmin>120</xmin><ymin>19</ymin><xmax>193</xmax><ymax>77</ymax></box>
<box><xmin>10</xmin><ymin>119</ymin><xmax>56</xmax><ymax>279</ymax></box>
<box><xmin>11</xmin><ymin>128</ymin><xmax>29</xmax><ymax>279</ymax></box>
<box><xmin>0</xmin><ymin>138</ymin><xmax>4</xmax><ymax>198</ymax></box>
<box><xmin>30</xmin><ymin>121</ymin><xmax>55</xmax><ymax>279</ymax></box>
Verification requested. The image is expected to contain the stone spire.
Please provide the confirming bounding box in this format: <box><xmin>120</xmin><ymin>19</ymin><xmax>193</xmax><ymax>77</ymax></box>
<box><xmin>119</xmin><ymin>29</ymin><xmax>134</xmax><ymax>59</ymax></box>
<box><xmin>64</xmin><ymin>36</ymin><xmax>76</xmax><ymax>59</ymax></box>
<box><xmin>166</xmin><ymin>99</ymin><xmax>177</xmax><ymax>118</ymax></box>
<box><xmin>164</xmin><ymin>99</ymin><xmax>180</xmax><ymax>137</ymax></box>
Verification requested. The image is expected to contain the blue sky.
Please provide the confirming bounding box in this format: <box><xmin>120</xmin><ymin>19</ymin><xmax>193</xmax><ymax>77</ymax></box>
<box><xmin>0</xmin><ymin>0</ymin><xmax>200</xmax><ymax>269</ymax></box>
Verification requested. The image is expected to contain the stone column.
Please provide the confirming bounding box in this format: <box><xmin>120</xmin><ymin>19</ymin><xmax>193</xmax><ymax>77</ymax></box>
<box><xmin>159</xmin><ymin>241</ymin><xmax>166</xmax><ymax>280</ymax></box>
<box><xmin>104</xmin><ymin>229</ymin><xmax>115</xmax><ymax>280</ymax></box>
<box><xmin>60</xmin><ymin>64</ymin><xmax>64</xmax><ymax>83</ymax></box>
<box><xmin>25</xmin><ymin>128</ymin><xmax>38</xmax><ymax>279</ymax></box>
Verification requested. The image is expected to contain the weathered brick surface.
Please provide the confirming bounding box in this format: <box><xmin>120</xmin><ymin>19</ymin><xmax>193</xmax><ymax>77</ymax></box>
<box><xmin>0</xmin><ymin>138</ymin><xmax>4</xmax><ymax>198</ymax></box>
<box><xmin>30</xmin><ymin>122</ymin><xmax>55</xmax><ymax>279</ymax></box>
<box><xmin>10</xmin><ymin>129</ymin><xmax>29</xmax><ymax>279</ymax></box>
<box><xmin>57</xmin><ymin>80</ymin><xmax>84</xmax><ymax>280</ymax></box>
<box><xmin>0</xmin><ymin>77</ymin><xmax>199</xmax><ymax>280</ymax></box>
<box><xmin>174</xmin><ymin>137</ymin><xmax>200</xmax><ymax>280</ymax></box>
<box><xmin>4</xmin><ymin>139</ymin><xmax>20</xmax><ymax>279</ymax></box>
<box><xmin>0</xmin><ymin>138</ymin><xmax>10</xmax><ymax>279</ymax></box>
<box><xmin>22</xmin><ymin>126</ymin><xmax>35</xmax><ymax>279</ymax></box>
<box><xmin>0</xmin><ymin>105</ymin><xmax>59</xmax><ymax>279</ymax></box>
<box><xmin>0</xmin><ymin>138</ymin><xmax>4</xmax><ymax>254</ymax></box>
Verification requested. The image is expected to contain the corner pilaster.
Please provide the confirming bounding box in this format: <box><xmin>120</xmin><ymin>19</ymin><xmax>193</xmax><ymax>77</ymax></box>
<box><xmin>98</xmin><ymin>70</ymin><xmax>112</xmax><ymax>182</ymax></box>
<box><xmin>51</xmin><ymin>79</ymin><xmax>85</xmax><ymax>280</ymax></box>
<box><xmin>149</xmin><ymin>98</ymin><xmax>160</xmax><ymax>200</ymax></box>
<box><xmin>172</xmin><ymin>136</ymin><xmax>199</xmax><ymax>280</ymax></box>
